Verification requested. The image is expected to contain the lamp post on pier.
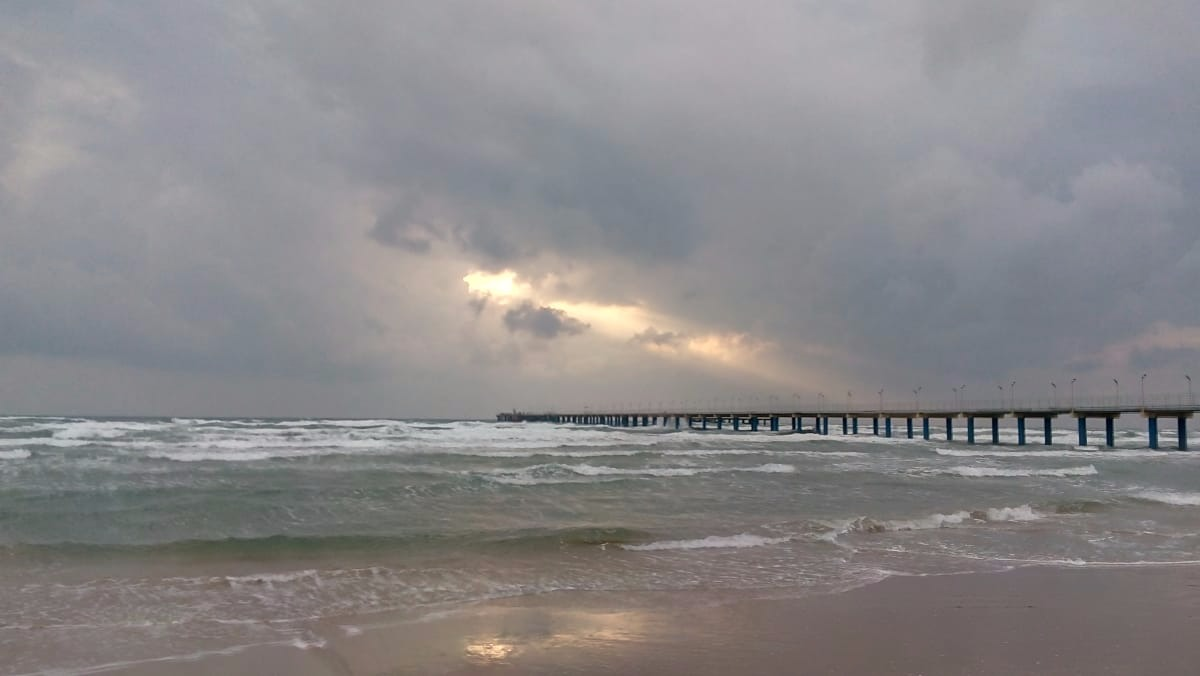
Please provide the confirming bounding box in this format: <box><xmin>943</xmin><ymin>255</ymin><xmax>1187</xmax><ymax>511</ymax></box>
<box><xmin>1071</xmin><ymin>378</ymin><xmax>1077</xmax><ymax>409</ymax></box>
<box><xmin>1187</xmin><ymin>375</ymin><xmax>1193</xmax><ymax>405</ymax></box>
<box><xmin>1051</xmin><ymin>382</ymin><xmax>1057</xmax><ymax>407</ymax></box>
<box><xmin>1113</xmin><ymin>379</ymin><xmax>1120</xmax><ymax>406</ymax></box>
<box><xmin>1140</xmin><ymin>373</ymin><xmax>1147</xmax><ymax>408</ymax></box>
<box><xmin>1010</xmin><ymin>381</ymin><xmax>1016</xmax><ymax>410</ymax></box>
<box><xmin>877</xmin><ymin>389</ymin><xmax>884</xmax><ymax>413</ymax></box>
<box><xmin>913</xmin><ymin>386</ymin><xmax>922</xmax><ymax>412</ymax></box>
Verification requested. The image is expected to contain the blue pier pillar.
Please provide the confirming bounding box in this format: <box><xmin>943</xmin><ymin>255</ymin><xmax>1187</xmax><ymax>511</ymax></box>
<box><xmin>967</xmin><ymin>417</ymin><xmax>975</xmax><ymax>444</ymax></box>
<box><xmin>991</xmin><ymin>417</ymin><xmax>1000</xmax><ymax>444</ymax></box>
<box><xmin>922</xmin><ymin>417</ymin><xmax>930</xmax><ymax>440</ymax></box>
<box><xmin>1017</xmin><ymin>417</ymin><xmax>1026</xmax><ymax>446</ymax></box>
<box><xmin>852</xmin><ymin>418</ymin><xmax>859</xmax><ymax>434</ymax></box>
<box><xmin>717</xmin><ymin>416</ymin><xmax>724</xmax><ymax>430</ymax></box>
<box><xmin>907</xmin><ymin>418</ymin><xmax>914</xmax><ymax>439</ymax></box>
<box><xmin>1178</xmin><ymin>417</ymin><xmax>1188</xmax><ymax>451</ymax></box>
<box><xmin>1077</xmin><ymin>417</ymin><xmax>1087</xmax><ymax>446</ymax></box>
<box><xmin>792</xmin><ymin>416</ymin><xmax>798</xmax><ymax>432</ymax></box>
<box><xmin>842</xmin><ymin>416</ymin><xmax>848</xmax><ymax>435</ymax></box>
<box><xmin>751</xmin><ymin>417</ymin><xmax>759</xmax><ymax>432</ymax></box>
<box><xmin>872</xmin><ymin>417</ymin><xmax>879</xmax><ymax>436</ymax></box>
<box><xmin>770</xmin><ymin>417</ymin><xmax>779</xmax><ymax>432</ymax></box>
<box><xmin>823</xmin><ymin>416</ymin><xmax>830</xmax><ymax>435</ymax></box>
<box><xmin>1148</xmin><ymin>417</ymin><xmax>1158</xmax><ymax>449</ymax></box>
<box><xmin>701</xmin><ymin>417</ymin><xmax>708</xmax><ymax>430</ymax></box>
<box><xmin>1044</xmin><ymin>417</ymin><xmax>1052</xmax><ymax>445</ymax></box>
<box><xmin>675</xmin><ymin>416</ymin><xmax>681</xmax><ymax>430</ymax></box>
<box><xmin>945</xmin><ymin>417</ymin><xmax>954</xmax><ymax>441</ymax></box>
<box><xmin>885</xmin><ymin>418</ymin><xmax>892</xmax><ymax>438</ymax></box>
<box><xmin>1105</xmin><ymin>416</ymin><xmax>1115</xmax><ymax>448</ymax></box>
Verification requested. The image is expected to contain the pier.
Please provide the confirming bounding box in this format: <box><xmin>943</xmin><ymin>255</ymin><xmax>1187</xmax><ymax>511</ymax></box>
<box><xmin>501</xmin><ymin>394</ymin><xmax>1199</xmax><ymax>450</ymax></box>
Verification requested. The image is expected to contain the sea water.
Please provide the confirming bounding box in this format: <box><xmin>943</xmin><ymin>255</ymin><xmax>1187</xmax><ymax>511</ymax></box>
<box><xmin>1</xmin><ymin>416</ymin><xmax>1198</xmax><ymax>673</ymax></box>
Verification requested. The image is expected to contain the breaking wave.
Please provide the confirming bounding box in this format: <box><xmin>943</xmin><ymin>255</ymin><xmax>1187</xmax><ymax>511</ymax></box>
<box><xmin>942</xmin><ymin>465</ymin><xmax>1098</xmax><ymax>478</ymax></box>
<box><xmin>621</xmin><ymin>533</ymin><xmax>790</xmax><ymax>551</ymax></box>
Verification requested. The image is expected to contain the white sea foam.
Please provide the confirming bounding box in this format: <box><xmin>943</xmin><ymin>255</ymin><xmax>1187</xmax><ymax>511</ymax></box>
<box><xmin>943</xmin><ymin>465</ymin><xmax>1098</xmax><ymax>478</ymax></box>
<box><xmin>622</xmin><ymin>533</ymin><xmax>790</xmax><ymax>551</ymax></box>
<box><xmin>488</xmin><ymin>462</ymin><xmax>796</xmax><ymax>483</ymax></box>
<box><xmin>934</xmin><ymin>448</ymin><xmax>1174</xmax><ymax>459</ymax></box>
<box><xmin>984</xmin><ymin>505</ymin><xmax>1043</xmax><ymax>521</ymax></box>
<box><xmin>1132</xmin><ymin>490</ymin><xmax>1200</xmax><ymax>507</ymax></box>
<box><xmin>0</xmin><ymin>448</ymin><xmax>31</xmax><ymax>460</ymax></box>
<box><xmin>289</xmin><ymin>636</ymin><xmax>327</xmax><ymax>650</ymax></box>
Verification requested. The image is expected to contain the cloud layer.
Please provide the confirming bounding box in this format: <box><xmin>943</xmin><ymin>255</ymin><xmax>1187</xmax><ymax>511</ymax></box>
<box><xmin>1</xmin><ymin>1</ymin><xmax>1198</xmax><ymax>416</ymax></box>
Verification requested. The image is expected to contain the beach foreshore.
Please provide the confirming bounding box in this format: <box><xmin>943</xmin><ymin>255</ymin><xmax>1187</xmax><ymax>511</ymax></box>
<box><xmin>99</xmin><ymin>564</ymin><xmax>1200</xmax><ymax>676</ymax></box>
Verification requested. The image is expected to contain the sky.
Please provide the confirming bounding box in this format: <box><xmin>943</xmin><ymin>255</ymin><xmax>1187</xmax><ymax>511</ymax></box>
<box><xmin>1</xmin><ymin>1</ymin><xmax>1199</xmax><ymax>418</ymax></box>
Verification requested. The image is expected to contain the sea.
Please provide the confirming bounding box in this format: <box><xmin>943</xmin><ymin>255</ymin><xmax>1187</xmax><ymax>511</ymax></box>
<box><xmin>1</xmin><ymin>415</ymin><xmax>1198</xmax><ymax>674</ymax></box>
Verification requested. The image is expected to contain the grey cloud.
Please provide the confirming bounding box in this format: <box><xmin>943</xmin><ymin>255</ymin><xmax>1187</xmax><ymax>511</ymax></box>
<box><xmin>503</xmin><ymin>302</ymin><xmax>588</xmax><ymax>339</ymax></box>
<box><xmin>631</xmin><ymin>327</ymin><xmax>687</xmax><ymax>348</ymax></box>
<box><xmin>2</xmin><ymin>1</ymin><xmax>1200</xmax><ymax>417</ymax></box>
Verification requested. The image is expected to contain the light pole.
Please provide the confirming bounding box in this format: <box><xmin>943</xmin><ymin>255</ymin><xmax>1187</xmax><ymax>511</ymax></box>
<box><xmin>913</xmin><ymin>386</ymin><xmax>922</xmax><ymax>412</ymax></box>
<box><xmin>877</xmin><ymin>389</ymin><xmax>884</xmax><ymax>413</ymax></box>
<box><xmin>959</xmin><ymin>384</ymin><xmax>966</xmax><ymax>409</ymax></box>
<box><xmin>997</xmin><ymin>384</ymin><xmax>1004</xmax><ymax>408</ymax></box>
<box><xmin>1071</xmin><ymin>378</ymin><xmax>1077</xmax><ymax>409</ymax></box>
<box><xmin>1113</xmin><ymin>378</ymin><xmax>1120</xmax><ymax>405</ymax></box>
<box><xmin>1050</xmin><ymin>382</ymin><xmax>1056</xmax><ymax>407</ymax></box>
<box><xmin>1187</xmin><ymin>375</ymin><xmax>1193</xmax><ymax>405</ymax></box>
<box><xmin>952</xmin><ymin>387</ymin><xmax>959</xmax><ymax>408</ymax></box>
<box><xmin>847</xmin><ymin>390</ymin><xmax>853</xmax><ymax>411</ymax></box>
<box><xmin>1010</xmin><ymin>381</ymin><xmax>1016</xmax><ymax>410</ymax></box>
<box><xmin>1140</xmin><ymin>373</ymin><xmax>1147</xmax><ymax>408</ymax></box>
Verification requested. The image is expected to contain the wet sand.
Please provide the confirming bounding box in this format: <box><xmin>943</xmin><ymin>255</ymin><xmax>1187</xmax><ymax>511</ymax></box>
<box><xmin>112</xmin><ymin>565</ymin><xmax>1200</xmax><ymax>675</ymax></box>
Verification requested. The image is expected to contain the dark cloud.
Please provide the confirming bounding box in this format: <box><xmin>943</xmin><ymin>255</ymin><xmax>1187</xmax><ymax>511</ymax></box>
<box><xmin>631</xmin><ymin>327</ymin><xmax>687</xmax><ymax>348</ymax></box>
<box><xmin>503</xmin><ymin>302</ymin><xmax>588</xmax><ymax>339</ymax></box>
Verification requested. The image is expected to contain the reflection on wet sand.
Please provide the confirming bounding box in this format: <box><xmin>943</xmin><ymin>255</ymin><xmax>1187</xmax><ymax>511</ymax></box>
<box><xmin>462</xmin><ymin>609</ymin><xmax>648</xmax><ymax>666</ymax></box>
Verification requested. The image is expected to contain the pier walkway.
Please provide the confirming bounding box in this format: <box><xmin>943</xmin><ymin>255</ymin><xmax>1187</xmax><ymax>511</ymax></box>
<box><xmin>501</xmin><ymin>395</ymin><xmax>1199</xmax><ymax>450</ymax></box>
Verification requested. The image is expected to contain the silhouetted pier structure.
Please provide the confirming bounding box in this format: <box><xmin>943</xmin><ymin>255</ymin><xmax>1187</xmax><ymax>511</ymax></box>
<box><xmin>513</xmin><ymin>395</ymin><xmax>1199</xmax><ymax>450</ymax></box>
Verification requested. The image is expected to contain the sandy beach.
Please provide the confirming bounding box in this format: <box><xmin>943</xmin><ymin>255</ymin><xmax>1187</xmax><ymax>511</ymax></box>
<box><xmin>103</xmin><ymin>564</ymin><xmax>1200</xmax><ymax>676</ymax></box>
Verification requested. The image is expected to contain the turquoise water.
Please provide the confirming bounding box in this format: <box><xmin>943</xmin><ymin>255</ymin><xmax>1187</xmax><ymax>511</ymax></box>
<box><xmin>1</xmin><ymin>416</ymin><xmax>1198</xmax><ymax>673</ymax></box>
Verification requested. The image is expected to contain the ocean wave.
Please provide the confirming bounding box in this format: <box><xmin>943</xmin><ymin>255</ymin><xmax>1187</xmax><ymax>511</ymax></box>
<box><xmin>934</xmin><ymin>448</ymin><xmax>1174</xmax><ymax>459</ymax></box>
<box><xmin>942</xmin><ymin>465</ymin><xmax>1098</xmax><ymax>478</ymax></box>
<box><xmin>0</xmin><ymin>448</ymin><xmax>31</xmax><ymax>460</ymax></box>
<box><xmin>485</xmin><ymin>462</ymin><xmax>795</xmax><ymax>484</ymax></box>
<box><xmin>822</xmin><ymin>504</ymin><xmax>1045</xmax><ymax>540</ymax></box>
<box><xmin>621</xmin><ymin>533</ymin><xmax>790</xmax><ymax>551</ymax></box>
<box><xmin>1131</xmin><ymin>490</ymin><xmax>1200</xmax><ymax>507</ymax></box>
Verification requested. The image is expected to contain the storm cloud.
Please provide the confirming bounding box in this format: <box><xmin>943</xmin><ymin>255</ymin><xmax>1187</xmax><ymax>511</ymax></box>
<box><xmin>1</xmin><ymin>1</ymin><xmax>1198</xmax><ymax>417</ymax></box>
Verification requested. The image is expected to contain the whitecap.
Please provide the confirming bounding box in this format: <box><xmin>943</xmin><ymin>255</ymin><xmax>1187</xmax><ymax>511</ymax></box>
<box><xmin>1132</xmin><ymin>490</ymin><xmax>1200</xmax><ymax>507</ymax></box>
<box><xmin>943</xmin><ymin>465</ymin><xmax>1098</xmax><ymax>478</ymax></box>
<box><xmin>0</xmin><ymin>448</ymin><xmax>31</xmax><ymax>460</ymax></box>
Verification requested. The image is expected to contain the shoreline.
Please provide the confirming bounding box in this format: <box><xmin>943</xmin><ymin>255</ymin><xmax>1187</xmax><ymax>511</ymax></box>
<box><xmin>90</xmin><ymin>562</ymin><xmax>1200</xmax><ymax>676</ymax></box>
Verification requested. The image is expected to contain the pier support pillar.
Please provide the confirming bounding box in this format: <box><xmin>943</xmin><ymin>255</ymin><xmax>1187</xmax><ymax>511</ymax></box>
<box><xmin>842</xmin><ymin>416</ymin><xmax>848</xmax><ymax>435</ymax></box>
<box><xmin>1044</xmin><ymin>417</ymin><xmax>1053</xmax><ymax>445</ymax></box>
<box><xmin>771</xmin><ymin>417</ymin><xmax>779</xmax><ymax>432</ymax></box>
<box><xmin>945</xmin><ymin>417</ymin><xmax>954</xmax><ymax>441</ymax></box>
<box><xmin>885</xmin><ymin>418</ymin><xmax>892</xmax><ymax>438</ymax></box>
<box><xmin>1017</xmin><ymin>417</ymin><xmax>1026</xmax><ymax>446</ymax></box>
<box><xmin>1178</xmin><ymin>417</ymin><xmax>1188</xmax><ymax>451</ymax></box>
<box><xmin>819</xmin><ymin>416</ymin><xmax>826</xmax><ymax>435</ymax></box>
<box><xmin>675</xmin><ymin>416</ymin><xmax>680</xmax><ymax>430</ymax></box>
<box><xmin>852</xmin><ymin>418</ymin><xmax>859</xmax><ymax>434</ymax></box>
<box><xmin>1105</xmin><ymin>416</ymin><xmax>1115</xmax><ymax>448</ymax></box>
<box><xmin>1148</xmin><ymin>417</ymin><xmax>1158</xmax><ymax>449</ymax></box>
<box><xmin>717</xmin><ymin>417</ymin><xmax>724</xmax><ymax>430</ymax></box>
<box><xmin>733</xmin><ymin>417</ymin><xmax>740</xmax><ymax>431</ymax></box>
<box><xmin>991</xmin><ymin>417</ymin><xmax>1000</xmax><ymax>444</ymax></box>
<box><xmin>701</xmin><ymin>417</ymin><xmax>708</xmax><ymax>430</ymax></box>
<box><xmin>1077</xmin><ymin>417</ymin><xmax>1087</xmax><ymax>446</ymax></box>
<box><xmin>751</xmin><ymin>417</ymin><xmax>759</xmax><ymax>432</ymax></box>
<box><xmin>907</xmin><ymin>418</ymin><xmax>914</xmax><ymax>439</ymax></box>
<box><xmin>967</xmin><ymin>417</ymin><xmax>975</xmax><ymax>444</ymax></box>
<box><xmin>922</xmin><ymin>417</ymin><xmax>930</xmax><ymax>440</ymax></box>
<box><xmin>872</xmin><ymin>417</ymin><xmax>879</xmax><ymax>436</ymax></box>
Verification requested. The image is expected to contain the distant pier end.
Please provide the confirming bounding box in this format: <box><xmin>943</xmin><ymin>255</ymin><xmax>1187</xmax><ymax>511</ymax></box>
<box><xmin>499</xmin><ymin>394</ymin><xmax>1198</xmax><ymax>450</ymax></box>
